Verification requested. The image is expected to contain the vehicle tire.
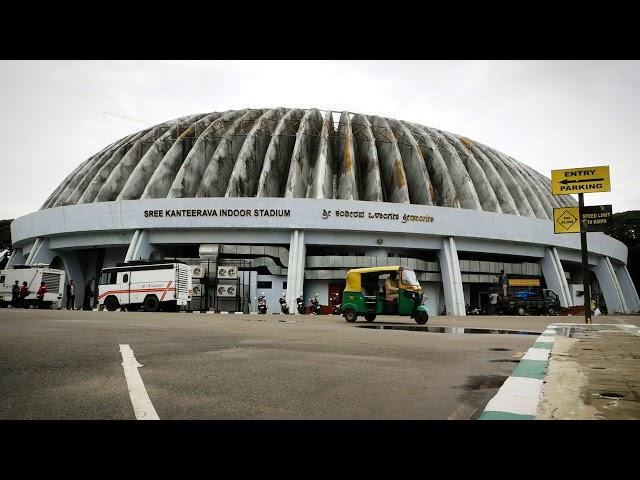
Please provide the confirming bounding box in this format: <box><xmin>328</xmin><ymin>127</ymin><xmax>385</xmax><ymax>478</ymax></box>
<box><xmin>546</xmin><ymin>305</ymin><xmax>557</xmax><ymax>316</ymax></box>
<box><xmin>414</xmin><ymin>312</ymin><xmax>429</xmax><ymax>325</ymax></box>
<box><xmin>343</xmin><ymin>308</ymin><xmax>357</xmax><ymax>323</ymax></box>
<box><xmin>365</xmin><ymin>313</ymin><xmax>376</xmax><ymax>323</ymax></box>
<box><xmin>105</xmin><ymin>296</ymin><xmax>120</xmax><ymax>312</ymax></box>
<box><xmin>143</xmin><ymin>295</ymin><xmax>160</xmax><ymax>312</ymax></box>
<box><xmin>517</xmin><ymin>306</ymin><xmax>526</xmax><ymax>316</ymax></box>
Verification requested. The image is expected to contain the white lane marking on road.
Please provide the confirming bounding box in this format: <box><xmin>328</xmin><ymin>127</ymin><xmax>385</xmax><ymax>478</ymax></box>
<box><xmin>119</xmin><ymin>344</ymin><xmax>160</xmax><ymax>420</ymax></box>
<box><xmin>483</xmin><ymin>376</ymin><xmax>543</xmax><ymax>416</ymax></box>
<box><xmin>522</xmin><ymin>348</ymin><xmax>552</xmax><ymax>361</ymax></box>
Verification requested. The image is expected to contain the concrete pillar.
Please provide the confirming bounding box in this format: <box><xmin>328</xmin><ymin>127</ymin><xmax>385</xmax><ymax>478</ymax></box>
<box><xmin>615</xmin><ymin>263</ymin><xmax>640</xmax><ymax>313</ymax></box>
<box><xmin>124</xmin><ymin>230</ymin><xmax>155</xmax><ymax>262</ymax></box>
<box><xmin>286</xmin><ymin>230</ymin><xmax>306</xmax><ymax>314</ymax></box>
<box><xmin>438</xmin><ymin>237</ymin><xmax>465</xmax><ymax>316</ymax></box>
<box><xmin>539</xmin><ymin>247</ymin><xmax>571</xmax><ymax>307</ymax></box>
<box><xmin>6</xmin><ymin>248</ymin><xmax>26</xmax><ymax>268</ymax></box>
<box><xmin>593</xmin><ymin>256</ymin><xmax>627</xmax><ymax>313</ymax></box>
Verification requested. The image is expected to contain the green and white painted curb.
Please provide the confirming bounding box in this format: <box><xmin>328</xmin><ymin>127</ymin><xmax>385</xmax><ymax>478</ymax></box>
<box><xmin>479</xmin><ymin>324</ymin><xmax>559</xmax><ymax>420</ymax></box>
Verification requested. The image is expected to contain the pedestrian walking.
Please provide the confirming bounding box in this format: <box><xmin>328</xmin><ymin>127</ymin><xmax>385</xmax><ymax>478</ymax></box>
<box><xmin>489</xmin><ymin>289</ymin><xmax>499</xmax><ymax>315</ymax></box>
<box><xmin>66</xmin><ymin>280</ymin><xmax>76</xmax><ymax>310</ymax></box>
<box><xmin>11</xmin><ymin>280</ymin><xmax>20</xmax><ymax>307</ymax></box>
<box><xmin>83</xmin><ymin>281</ymin><xmax>93</xmax><ymax>311</ymax></box>
<box><xmin>496</xmin><ymin>269</ymin><xmax>508</xmax><ymax>297</ymax></box>
<box><xmin>19</xmin><ymin>281</ymin><xmax>30</xmax><ymax>308</ymax></box>
<box><xmin>36</xmin><ymin>281</ymin><xmax>47</xmax><ymax>309</ymax></box>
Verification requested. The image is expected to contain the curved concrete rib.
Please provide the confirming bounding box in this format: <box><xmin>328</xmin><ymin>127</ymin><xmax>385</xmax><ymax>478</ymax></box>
<box><xmin>423</xmin><ymin>127</ymin><xmax>481</xmax><ymax>211</ymax></box>
<box><xmin>94</xmin><ymin>121</ymin><xmax>178</xmax><ymax>203</ymax></box>
<box><xmin>474</xmin><ymin>143</ymin><xmax>535</xmax><ymax>217</ymax></box>
<box><xmin>256</xmin><ymin>109</ymin><xmax>304</xmax><ymax>198</ymax></box>
<box><xmin>506</xmin><ymin>156</ymin><xmax>555</xmax><ymax>217</ymax></box>
<box><xmin>42</xmin><ymin>156</ymin><xmax>94</xmax><ymax>209</ymax></box>
<box><xmin>226</xmin><ymin>108</ymin><xmax>287</xmax><ymax>197</ymax></box>
<box><xmin>386</xmin><ymin>118</ymin><xmax>434</xmax><ymax>205</ymax></box>
<box><xmin>139</xmin><ymin>112</ymin><xmax>222</xmax><ymax>200</ymax></box>
<box><xmin>350</xmin><ymin>114</ymin><xmax>383</xmax><ymax>202</ymax></box>
<box><xmin>51</xmin><ymin>136</ymin><xmax>124</xmax><ymax>208</ymax></box>
<box><xmin>457</xmin><ymin>136</ymin><xmax>518</xmax><ymax>215</ymax></box>
<box><xmin>308</xmin><ymin>110</ymin><xmax>339</xmax><ymax>200</ymax></box>
<box><xmin>368</xmin><ymin>115</ymin><xmax>410</xmax><ymax>204</ymax></box>
<box><xmin>166</xmin><ymin>109</ymin><xmax>245</xmax><ymax>199</ymax></box>
<box><xmin>118</xmin><ymin>113</ymin><xmax>215</xmax><ymax>201</ymax></box>
<box><xmin>404</xmin><ymin>122</ymin><xmax>459</xmax><ymax>208</ymax></box>
<box><xmin>524</xmin><ymin>164</ymin><xmax>574</xmax><ymax>208</ymax></box>
<box><xmin>490</xmin><ymin>148</ymin><xmax>549</xmax><ymax>219</ymax></box>
<box><xmin>66</xmin><ymin>130</ymin><xmax>148</xmax><ymax>206</ymax></box>
<box><xmin>284</xmin><ymin>109</ymin><xmax>323</xmax><ymax>198</ymax></box>
<box><xmin>336</xmin><ymin>111</ymin><xmax>360</xmax><ymax>201</ymax></box>
<box><xmin>78</xmin><ymin>138</ymin><xmax>141</xmax><ymax>204</ymax></box>
<box><xmin>196</xmin><ymin>109</ymin><xmax>265</xmax><ymax>198</ymax></box>
<box><xmin>441</xmin><ymin>131</ymin><xmax>500</xmax><ymax>213</ymax></box>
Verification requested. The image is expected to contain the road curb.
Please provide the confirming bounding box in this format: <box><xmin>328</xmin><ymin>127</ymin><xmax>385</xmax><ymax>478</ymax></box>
<box><xmin>479</xmin><ymin>324</ymin><xmax>558</xmax><ymax>420</ymax></box>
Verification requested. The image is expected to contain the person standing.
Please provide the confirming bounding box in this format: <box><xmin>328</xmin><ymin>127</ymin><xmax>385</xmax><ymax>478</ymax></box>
<box><xmin>489</xmin><ymin>289</ymin><xmax>499</xmax><ymax>315</ymax></box>
<box><xmin>83</xmin><ymin>281</ymin><xmax>93</xmax><ymax>311</ymax></box>
<box><xmin>36</xmin><ymin>281</ymin><xmax>48</xmax><ymax>309</ymax></box>
<box><xmin>497</xmin><ymin>269</ymin><xmax>508</xmax><ymax>297</ymax></box>
<box><xmin>11</xmin><ymin>280</ymin><xmax>20</xmax><ymax>307</ymax></box>
<box><xmin>19</xmin><ymin>281</ymin><xmax>30</xmax><ymax>308</ymax></box>
<box><xmin>66</xmin><ymin>280</ymin><xmax>76</xmax><ymax>310</ymax></box>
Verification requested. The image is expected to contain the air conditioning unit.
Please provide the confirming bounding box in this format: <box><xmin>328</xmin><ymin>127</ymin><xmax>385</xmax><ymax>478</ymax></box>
<box><xmin>217</xmin><ymin>285</ymin><xmax>236</xmax><ymax>297</ymax></box>
<box><xmin>192</xmin><ymin>284</ymin><xmax>202</xmax><ymax>296</ymax></box>
<box><xmin>217</xmin><ymin>266</ymin><xmax>238</xmax><ymax>279</ymax></box>
<box><xmin>191</xmin><ymin>264</ymin><xmax>205</xmax><ymax>279</ymax></box>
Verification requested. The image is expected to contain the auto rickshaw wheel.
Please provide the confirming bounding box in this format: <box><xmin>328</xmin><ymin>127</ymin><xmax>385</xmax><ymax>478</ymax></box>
<box><xmin>414</xmin><ymin>312</ymin><xmax>429</xmax><ymax>325</ymax></box>
<box><xmin>344</xmin><ymin>309</ymin><xmax>357</xmax><ymax>323</ymax></box>
<box><xmin>365</xmin><ymin>313</ymin><xmax>376</xmax><ymax>322</ymax></box>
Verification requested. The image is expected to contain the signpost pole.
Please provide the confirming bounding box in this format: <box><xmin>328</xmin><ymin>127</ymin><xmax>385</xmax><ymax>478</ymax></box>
<box><xmin>578</xmin><ymin>193</ymin><xmax>592</xmax><ymax>324</ymax></box>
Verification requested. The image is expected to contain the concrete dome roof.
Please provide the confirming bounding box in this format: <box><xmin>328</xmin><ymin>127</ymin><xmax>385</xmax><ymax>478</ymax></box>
<box><xmin>41</xmin><ymin>108</ymin><xmax>576</xmax><ymax>219</ymax></box>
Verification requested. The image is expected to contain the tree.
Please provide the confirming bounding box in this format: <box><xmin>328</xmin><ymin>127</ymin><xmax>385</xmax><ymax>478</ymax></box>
<box><xmin>0</xmin><ymin>219</ymin><xmax>12</xmax><ymax>250</ymax></box>
<box><xmin>609</xmin><ymin>210</ymin><xmax>640</xmax><ymax>292</ymax></box>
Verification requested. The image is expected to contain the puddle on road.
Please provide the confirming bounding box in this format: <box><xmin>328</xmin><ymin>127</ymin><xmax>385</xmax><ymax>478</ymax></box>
<box><xmin>355</xmin><ymin>325</ymin><xmax>539</xmax><ymax>335</ymax></box>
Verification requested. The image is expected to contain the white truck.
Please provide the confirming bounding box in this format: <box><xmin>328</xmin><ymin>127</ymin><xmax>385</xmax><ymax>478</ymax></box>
<box><xmin>98</xmin><ymin>261</ymin><xmax>192</xmax><ymax>312</ymax></box>
<box><xmin>0</xmin><ymin>264</ymin><xmax>66</xmax><ymax>309</ymax></box>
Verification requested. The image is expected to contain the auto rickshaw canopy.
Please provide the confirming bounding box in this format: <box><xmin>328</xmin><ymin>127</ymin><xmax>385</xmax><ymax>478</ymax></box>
<box><xmin>344</xmin><ymin>266</ymin><xmax>402</xmax><ymax>292</ymax></box>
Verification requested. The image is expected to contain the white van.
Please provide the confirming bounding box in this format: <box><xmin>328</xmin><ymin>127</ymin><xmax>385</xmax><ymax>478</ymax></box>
<box><xmin>0</xmin><ymin>265</ymin><xmax>66</xmax><ymax>309</ymax></box>
<box><xmin>98</xmin><ymin>261</ymin><xmax>192</xmax><ymax>312</ymax></box>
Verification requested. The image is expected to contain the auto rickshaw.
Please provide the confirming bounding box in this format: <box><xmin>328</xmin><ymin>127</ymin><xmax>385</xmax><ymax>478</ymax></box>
<box><xmin>341</xmin><ymin>266</ymin><xmax>429</xmax><ymax>324</ymax></box>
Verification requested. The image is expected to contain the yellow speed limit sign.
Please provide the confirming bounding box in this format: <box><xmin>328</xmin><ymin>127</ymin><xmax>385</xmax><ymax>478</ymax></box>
<box><xmin>553</xmin><ymin>207</ymin><xmax>581</xmax><ymax>234</ymax></box>
<box><xmin>551</xmin><ymin>165</ymin><xmax>610</xmax><ymax>195</ymax></box>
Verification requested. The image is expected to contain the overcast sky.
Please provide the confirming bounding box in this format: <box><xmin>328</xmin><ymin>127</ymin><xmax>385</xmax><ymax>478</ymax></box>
<box><xmin>0</xmin><ymin>60</ymin><xmax>638</xmax><ymax>219</ymax></box>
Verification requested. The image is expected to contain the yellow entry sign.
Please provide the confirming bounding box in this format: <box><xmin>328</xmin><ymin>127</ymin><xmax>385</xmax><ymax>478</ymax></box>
<box><xmin>553</xmin><ymin>207</ymin><xmax>581</xmax><ymax>234</ymax></box>
<box><xmin>551</xmin><ymin>165</ymin><xmax>610</xmax><ymax>195</ymax></box>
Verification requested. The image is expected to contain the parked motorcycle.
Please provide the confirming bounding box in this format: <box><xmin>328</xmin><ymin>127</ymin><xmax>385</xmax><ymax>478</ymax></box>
<box><xmin>257</xmin><ymin>293</ymin><xmax>267</xmax><ymax>314</ymax></box>
<box><xmin>331</xmin><ymin>294</ymin><xmax>341</xmax><ymax>315</ymax></box>
<box><xmin>279</xmin><ymin>292</ymin><xmax>289</xmax><ymax>314</ymax></box>
<box><xmin>309</xmin><ymin>293</ymin><xmax>322</xmax><ymax>315</ymax></box>
<box><xmin>296</xmin><ymin>293</ymin><xmax>305</xmax><ymax>314</ymax></box>
<box><xmin>465</xmin><ymin>304</ymin><xmax>481</xmax><ymax>315</ymax></box>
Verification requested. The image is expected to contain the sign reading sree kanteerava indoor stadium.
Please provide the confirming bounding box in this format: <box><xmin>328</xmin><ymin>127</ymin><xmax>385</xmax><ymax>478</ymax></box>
<box><xmin>143</xmin><ymin>207</ymin><xmax>435</xmax><ymax>224</ymax></box>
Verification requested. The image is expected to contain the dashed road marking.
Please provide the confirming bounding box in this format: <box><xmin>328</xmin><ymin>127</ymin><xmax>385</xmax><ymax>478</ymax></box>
<box><xmin>119</xmin><ymin>344</ymin><xmax>159</xmax><ymax>420</ymax></box>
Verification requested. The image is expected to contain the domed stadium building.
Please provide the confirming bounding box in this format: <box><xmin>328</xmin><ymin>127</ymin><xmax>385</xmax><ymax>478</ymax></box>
<box><xmin>8</xmin><ymin>108</ymin><xmax>640</xmax><ymax>314</ymax></box>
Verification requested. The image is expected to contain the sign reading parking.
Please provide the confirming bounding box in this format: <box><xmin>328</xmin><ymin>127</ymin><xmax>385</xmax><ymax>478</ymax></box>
<box><xmin>553</xmin><ymin>207</ymin><xmax>581</xmax><ymax>234</ymax></box>
<box><xmin>551</xmin><ymin>166</ymin><xmax>610</xmax><ymax>195</ymax></box>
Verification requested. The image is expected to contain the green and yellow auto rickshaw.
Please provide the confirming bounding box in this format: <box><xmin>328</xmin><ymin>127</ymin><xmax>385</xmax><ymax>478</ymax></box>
<box><xmin>341</xmin><ymin>266</ymin><xmax>429</xmax><ymax>324</ymax></box>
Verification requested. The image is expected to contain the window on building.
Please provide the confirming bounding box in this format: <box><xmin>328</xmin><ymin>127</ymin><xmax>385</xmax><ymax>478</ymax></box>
<box><xmin>257</xmin><ymin>281</ymin><xmax>272</xmax><ymax>289</ymax></box>
<box><xmin>283</xmin><ymin>282</ymin><xmax>287</xmax><ymax>289</ymax></box>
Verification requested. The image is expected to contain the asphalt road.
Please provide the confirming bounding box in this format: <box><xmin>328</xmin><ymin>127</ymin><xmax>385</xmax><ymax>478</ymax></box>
<box><xmin>0</xmin><ymin>309</ymin><xmax>557</xmax><ymax>420</ymax></box>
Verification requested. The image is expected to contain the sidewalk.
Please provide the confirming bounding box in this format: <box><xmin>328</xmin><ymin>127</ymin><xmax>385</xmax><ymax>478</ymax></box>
<box><xmin>480</xmin><ymin>317</ymin><xmax>640</xmax><ymax>420</ymax></box>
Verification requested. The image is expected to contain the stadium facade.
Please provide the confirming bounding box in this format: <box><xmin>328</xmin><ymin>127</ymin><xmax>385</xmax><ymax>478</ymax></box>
<box><xmin>8</xmin><ymin>108</ymin><xmax>640</xmax><ymax>314</ymax></box>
